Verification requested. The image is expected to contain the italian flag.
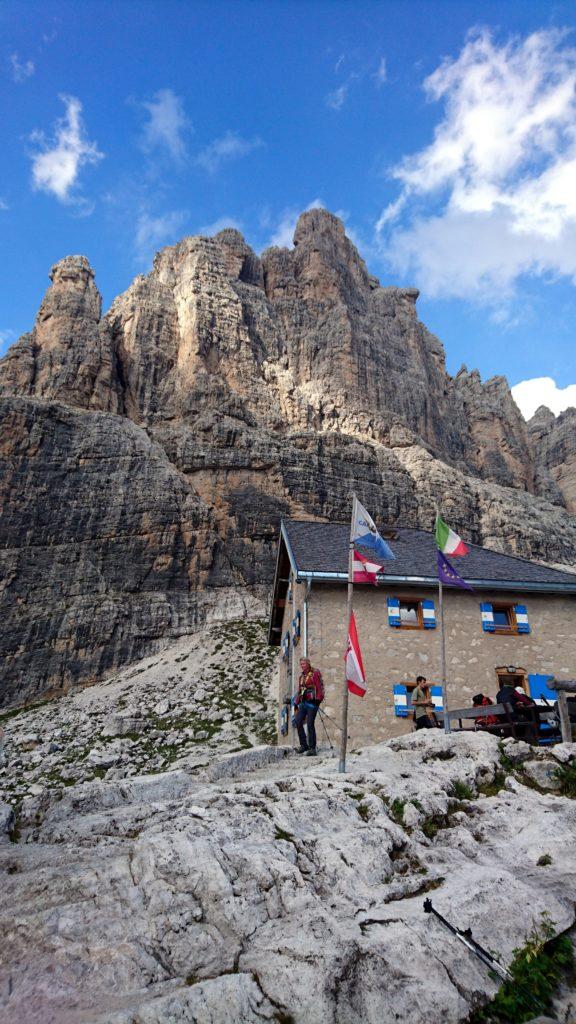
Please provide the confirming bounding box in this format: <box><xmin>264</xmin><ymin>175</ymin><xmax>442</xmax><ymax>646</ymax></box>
<box><xmin>435</xmin><ymin>515</ymin><xmax>469</xmax><ymax>557</ymax></box>
<box><xmin>345</xmin><ymin>612</ymin><xmax>366</xmax><ymax>697</ymax></box>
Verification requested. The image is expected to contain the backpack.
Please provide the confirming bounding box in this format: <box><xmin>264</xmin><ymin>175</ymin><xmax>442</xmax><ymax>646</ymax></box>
<box><xmin>316</xmin><ymin>671</ymin><xmax>325</xmax><ymax>703</ymax></box>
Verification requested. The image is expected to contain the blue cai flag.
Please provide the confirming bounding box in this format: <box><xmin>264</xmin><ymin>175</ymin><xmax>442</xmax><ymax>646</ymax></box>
<box><xmin>437</xmin><ymin>550</ymin><xmax>474</xmax><ymax>591</ymax></box>
<box><xmin>352</xmin><ymin>499</ymin><xmax>395</xmax><ymax>561</ymax></box>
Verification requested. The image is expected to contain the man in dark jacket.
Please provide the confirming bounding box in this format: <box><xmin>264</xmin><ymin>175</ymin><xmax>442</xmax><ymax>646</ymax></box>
<box><xmin>294</xmin><ymin>658</ymin><xmax>323</xmax><ymax>756</ymax></box>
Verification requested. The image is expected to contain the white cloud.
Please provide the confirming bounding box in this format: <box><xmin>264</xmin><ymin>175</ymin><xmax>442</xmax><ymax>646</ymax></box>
<box><xmin>134</xmin><ymin>209</ymin><xmax>189</xmax><ymax>264</ymax></box>
<box><xmin>512</xmin><ymin>376</ymin><xmax>576</xmax><ymax>419</ymax></box>
<box><xmin>196</xmin><ymin>131</ymin><xmax>263</xmax><ymax>173</ymax></box>
<box><xmin>379</xmin><ymin>28</ymin><xmax>576</xmax><ymax>302</ymax></box>
<box><xmin>268</xmin><ymin>199</ymin><xmax>324</xmax><ymax>249</ymax></box>
<box><xmin>10</xmin><ymin>53</ymin><xmax>34</xmax><ymax>82</ymax></box>
<box><xmin>374</xmin><ymin>57</ymin><xmax>387</xmax><ymax>85</ymax></box>
<box><xmin>30</xmin><ymin>95</ymin><xmax>103</xmax><ymax>203</ymax></box>
<box><xmin>0</xmin><ymin>198</ymin><xmax>8</xmax><ymax>211</ymax></box>
<box><xmin>326</xmin><ymin>84</ymin><xmax>348</xmax><ymax>110</ymax></box>
<box><xmin>197</xmin><ymin>215</ymin><xmax>242</xmax><ymax>235</ymax></box>
<box><xmin>140</xmin><ymin>89</ymin><xmax>190</xmax><ymax>163</ymax></box>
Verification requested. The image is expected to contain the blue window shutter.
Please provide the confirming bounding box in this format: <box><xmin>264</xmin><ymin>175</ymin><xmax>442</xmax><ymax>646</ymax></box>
<box><xmin>282</xmin><ymin>632</ymin><xmax>290</xmax><ymax>661</ymax></box>
<box><xmin>528</xmin><ymin>674</ymin><xmax>555</xmax><ymax>703</ymax></box>
<box><xmin>421</xmin><ymin>599</ymin><xmax>436</xmax><ymax>629</ymax></box>
<box><xmin>388</xmin><ymin>597</ymin><xmax>401</xmax><ymax>627</ymax></box>
<box><xmin>480</xmin><ymin>602</ymin><xmax>495</xmax><ymax>632</ymax></box>
<box><xmin>393</xmin><ymin>684</ymin><xmax>408</xmax><ymax>717</ymax></box>
<box><xmin>514</xmin><ymin>604</ymin><xmax>530</xmax><ymax>634</ymax></box>
<box><xmin>430</xmin><ymin>685</ymin><xmax>443</xmax><ymax>712</ymax></box>
<box><xmin>292</xmin><ymin>610</ymin><xmax>301</xmax><ymax>645</ymax></box>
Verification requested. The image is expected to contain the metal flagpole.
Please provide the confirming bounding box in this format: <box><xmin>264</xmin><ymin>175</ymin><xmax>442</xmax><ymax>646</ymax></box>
<box><xmin>339</xmin><ymin>492</ymin><xmax>357</xmax><ymax>773</ymax></box>
<box><xmin>439</xmin><ymin>572</ymin><xmax>450</xmax><ymax>734</ymax></box>
<box><xmin>438</xmin><ymin>573</ymin><xmax>448</xmax><ymax>733</ymax></box>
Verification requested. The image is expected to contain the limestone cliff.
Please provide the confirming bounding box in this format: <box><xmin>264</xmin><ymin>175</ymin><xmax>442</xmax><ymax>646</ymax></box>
<box><xmin>1</xmin><ymin>208</ymin><xmax>575</xmax><ymax>705</ymax></box>
<box><xmin>529</xmin><ymin>404</ymin><xmax>576</xmax><ymax>512</ymax></box>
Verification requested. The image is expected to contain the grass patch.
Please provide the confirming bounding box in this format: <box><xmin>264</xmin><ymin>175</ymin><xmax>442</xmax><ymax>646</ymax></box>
<box><xmin>537</xmin><ymin>853</ymin><xmax>553</xmax><ymax>867</ymax></box>
<box><xmin>357</xmin><ymin>802</ymin><xmax>371</xmax><ymax>822</ymax></box>
<box><xmin>273</xmin><ymin>826</ymin><xmax>296</xmax><ymax>844</ymax></box>
<box><xmin>449</xmin><ymin>780</ymin><xmax>474</xmax><ymax>801</ymax></box>
<box><xmin>499</xmin><ymin>749</ymin><xmax>515</xmax><ymax>774</ymax></box>
<box><xmin>389</xmin><ymin>798</ymin><xmax>406</xmax><ymax>826</ymax></box>
<box><xmin>552</xmin><ymin>760</ymin><xmax>576</xmax><ymax>797</ymax></box>
<box><xmin>421</xmin><ymin>813</ymin><xmax>450</xmax><ymax>840</ymax></box>
<box><xmin>470</xmin><ymin>914</ymin><xmax>573</xmax><ymax>1023</ymax></box>
<box><xmin>0</xmin><ymin>699</ymin><xmax>49</xmax><ymax>724</ymax></box>
<box><xmin>477</xmin><ymin>771</ymin><xmax>507</xmax><ymax>797</ymax></box>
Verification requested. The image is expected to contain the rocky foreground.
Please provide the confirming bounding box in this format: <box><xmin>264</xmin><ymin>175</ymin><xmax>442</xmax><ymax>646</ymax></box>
<box><xmin>2</xmin><ymin>704</ymin><xmax>576</xmax><ymax>1022</ymax></box>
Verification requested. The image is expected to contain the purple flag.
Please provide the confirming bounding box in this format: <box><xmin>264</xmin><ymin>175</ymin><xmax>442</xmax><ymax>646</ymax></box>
<box><xmin>437</xmin><ymin>550</ymin><xmax>474</xmax><ymax>590</ymax></box>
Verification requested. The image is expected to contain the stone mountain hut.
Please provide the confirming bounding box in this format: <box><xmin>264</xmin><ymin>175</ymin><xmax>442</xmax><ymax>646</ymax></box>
<box><xmin>268</xmin><ymin>520</ymin><xmax>576</xmax><ymax>748</ymax></box>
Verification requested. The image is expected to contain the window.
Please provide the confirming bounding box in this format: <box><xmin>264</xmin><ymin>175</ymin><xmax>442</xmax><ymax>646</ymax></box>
<box><xmin>480</xmin><ymin>602</ymin><xmax>531</xmax><ymax>635</ymax></box>
<box><xmin>492</xmin><ymin>604</ymin><xmax>516</xmax><ymax>633</ymax></box>
<box><xmin>388</xmin><ymin>597</ymin><xmax>436</xmax><ymax>630</ymax></box>
<box><xmin>400</xmin><ymin>600</ymin><xmax>422</xmax><ymax>628</ymax></box>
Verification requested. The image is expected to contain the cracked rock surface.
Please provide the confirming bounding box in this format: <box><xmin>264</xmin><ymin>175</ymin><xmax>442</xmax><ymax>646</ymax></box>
<box><xmin>1</xmin><ymin>730</ymin><xmax>575</xmax><ymax>1024</ymax></box>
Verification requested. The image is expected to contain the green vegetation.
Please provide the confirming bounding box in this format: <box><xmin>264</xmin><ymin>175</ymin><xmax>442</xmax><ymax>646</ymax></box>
<box><xmin>421</xmin><ymin>815</ymin><xmax>443</xmax><ymax>840</ymax></box>
<box><xmin>552</xmin><ymin>759</ymin><xmax>576</xmax><ymax>797</ymax></box>
<box><xmin>356</xmin><ymin>802</ymin><xmax>371</xmax><ymax>822</ymax></box>
<box><xmin>537</xmin><ymin>853</ymin><xmax>552</xmax><ymax>867</ymax></box>
<box><xmin>273</xmin><ymin>826</ymin><xmax>296</xmax><ymax>844</ymax></box>
<box><xmin>499</xmin><ymin>749</ymin><xmax>515</xmax><ymax>774</ymax></box>
<box><xmin>0</xmin><ymin>699</ymin><xmax>49</xmax><ymax>724</ymax></box>
<box><xmin>449</xmin><ymin>780</ymin><xmax>474</xmax><ymax>801</ymax></box>
<box><xmin>389</xmin><ymin>798</ymin><xmax>406</xmax><ymax>826</ymax></box>
<box><xmin>477</xmin><ymin>771</ymin><xmax>507</xmax><ymax>797</ymax></box>
<box><xmin>471</xmin><ymin>914</ymin><xmax>573</xmax><ymax>1023</ymax></box>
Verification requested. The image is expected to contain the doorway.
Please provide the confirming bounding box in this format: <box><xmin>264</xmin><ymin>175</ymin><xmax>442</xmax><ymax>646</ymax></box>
<box><xmin>495</xmin><ymin>665</ymin><xmax>529</xmax><ymax>694</ymax></box>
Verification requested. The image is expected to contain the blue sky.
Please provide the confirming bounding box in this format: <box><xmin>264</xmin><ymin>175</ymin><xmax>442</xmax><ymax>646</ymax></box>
<box><xmin>2</xmin><ymin>0</ymin><xmax>576</xmax><ymax>418</ymax></box>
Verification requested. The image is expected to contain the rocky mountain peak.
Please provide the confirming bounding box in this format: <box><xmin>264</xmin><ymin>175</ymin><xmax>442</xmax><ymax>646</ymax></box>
<box><xmin>1</xmin><ymin>207</ymin><xmax>576</xmax><ymax>703</ymax></box>
<box><xmin>530</xmin><ymin>405</ymin><xmax>555</xmax><ymax>427</ymax></box>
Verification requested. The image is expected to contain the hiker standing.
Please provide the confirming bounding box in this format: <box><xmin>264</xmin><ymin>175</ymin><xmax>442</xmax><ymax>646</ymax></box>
<box><xmin>294</xmin><ymin>658</ymin><xmax>324</xmax><ymax>756</ymax></box>
<box><xmin>412</xmin><ymin>675</ymin><xmax>436</xmax><ymax>730</ymax></box>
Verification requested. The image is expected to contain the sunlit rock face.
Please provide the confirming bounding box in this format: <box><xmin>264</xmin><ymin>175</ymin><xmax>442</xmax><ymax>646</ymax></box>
<box><xmin>1</xmin><ymin>208</ymin><xmax>575</xmax><ymax>704</ymax></box>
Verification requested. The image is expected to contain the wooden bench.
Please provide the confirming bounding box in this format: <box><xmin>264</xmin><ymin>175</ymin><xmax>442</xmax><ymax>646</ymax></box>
<box><xmin>438</xmin><ymin>703</ymin><xmax>539</xmax><ymax>743</ymax></box>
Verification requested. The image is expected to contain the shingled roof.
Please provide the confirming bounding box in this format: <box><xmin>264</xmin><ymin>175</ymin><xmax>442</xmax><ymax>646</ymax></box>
<box><xmin>282</xmin><ymin>519</ymin><xmax>576</xmax><ymax>589</ymax></box>
<box><xmin>268</xmin><ymin>519</ymin><xmax>576</xmax><ymax>644</ymax></box>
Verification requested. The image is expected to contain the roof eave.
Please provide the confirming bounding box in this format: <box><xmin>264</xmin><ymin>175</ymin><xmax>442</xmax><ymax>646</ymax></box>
<box><xmin>295</xmin><ymin>570</ymin><xmax>576</xmax><ymax>594</ymax></box>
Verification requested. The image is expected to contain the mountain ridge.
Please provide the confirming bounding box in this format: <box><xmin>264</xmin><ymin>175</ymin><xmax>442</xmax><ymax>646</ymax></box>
<box><xmin>1</xmin><ymin>207</ymin><xmax>575</xmax><ymax>706</ymax></box>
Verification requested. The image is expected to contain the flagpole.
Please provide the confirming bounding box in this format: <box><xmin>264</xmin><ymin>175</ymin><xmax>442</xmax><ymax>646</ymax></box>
<box><xmin>438</xmin><ymin>573</ymin><xmax>450</xmax><ymax>734</ymax></box>
<box><xmin>436</xmin><ymin>510</ymin><xmax>451</xmax><ymax>735</ymax></box>
<box><xmin>339</xmin><ymin>492</ymin><xmax>356</xmax><ymax>772</ymax></box>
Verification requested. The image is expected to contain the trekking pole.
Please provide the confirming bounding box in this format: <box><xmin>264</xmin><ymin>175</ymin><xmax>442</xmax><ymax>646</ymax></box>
<box><xmin>423</xmin><ymin>899</ymin><xmax>512</xmax><ymax>982</ymax></box>
<box><xmin>318</xmin><ymin>709</ymin><xmax>335</xmax><ymax>756</ymax></box>
<box><xmin>318</xmin><ymin>708</ymin><xmax>345</xmax><ymax>733</ymax></box>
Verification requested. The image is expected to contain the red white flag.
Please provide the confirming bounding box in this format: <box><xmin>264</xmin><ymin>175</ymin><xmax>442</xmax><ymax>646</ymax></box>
<box><xmin>353</xmin><ymin>551</ymin><xmax>383</xmax><ymax>585</ymax></box>
<box><xmin>345</xmin><ymin>612</ymin><xmax>366</xmax><ymax>697</ymax></box>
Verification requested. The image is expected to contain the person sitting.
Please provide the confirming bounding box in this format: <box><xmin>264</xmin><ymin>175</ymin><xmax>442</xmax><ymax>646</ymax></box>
<box><xmin>495</xmin><ymin>682</ymin><xmax>519</xmax><ymax>708</ymax></box>
<box><xmin>411</xmin><ymin>676</ymin><xmax>436</xmax><ymax>730</ymax></box>
<box><xmin>472</xmin><ymin>693</ymin><xmax>498</xmax><ymax>729</ymax></box>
